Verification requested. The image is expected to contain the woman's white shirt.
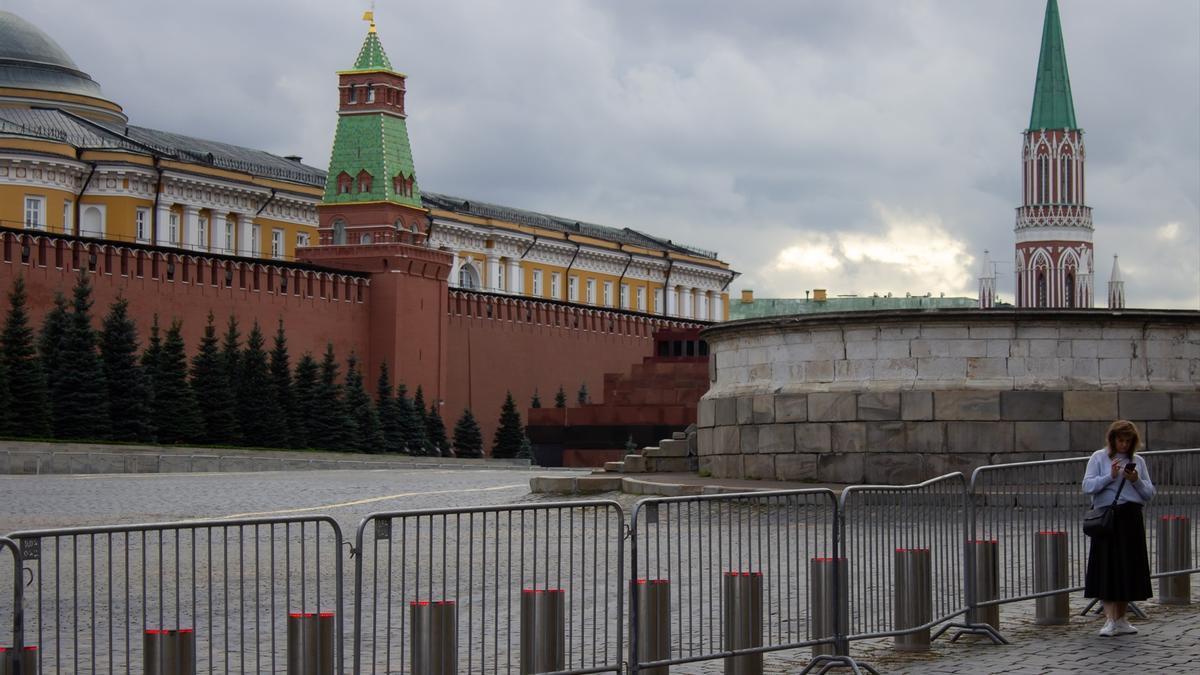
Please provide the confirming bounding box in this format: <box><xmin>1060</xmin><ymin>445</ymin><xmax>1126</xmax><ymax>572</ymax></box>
<box><xmin>1082</xmin><ymin>449</ymin><xmax>1156</xmax><ymax>507</ymax></box>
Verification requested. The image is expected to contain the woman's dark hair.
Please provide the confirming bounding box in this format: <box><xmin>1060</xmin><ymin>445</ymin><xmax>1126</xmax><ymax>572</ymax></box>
<box><xmin>1105</xmin><ymin>419</ymin><xmax>1141</xmax><ymax>458</ymax></box>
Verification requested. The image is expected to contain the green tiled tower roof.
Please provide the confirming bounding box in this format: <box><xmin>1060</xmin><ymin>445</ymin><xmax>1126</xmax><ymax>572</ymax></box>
<box><xmin>323</xmin><ymin>26</ymin><xmax>421</xmax><ymax>209</ymax></box>
<box><xmin>1028</xmin><ymin>0</ymin><xmax>1077</xmax><ymax>130</ymax></box>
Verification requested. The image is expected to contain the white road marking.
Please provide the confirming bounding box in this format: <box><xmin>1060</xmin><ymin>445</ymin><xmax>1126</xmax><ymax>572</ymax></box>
<box><xmin>213</xmin><ymin>483</ymin><xmax>527</xmax><ymax>520</ymax></box>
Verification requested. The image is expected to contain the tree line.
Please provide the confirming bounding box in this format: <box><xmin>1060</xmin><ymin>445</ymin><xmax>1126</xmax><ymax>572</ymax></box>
<box><xmin>0</xmin><ymin>274</ymin><xmax>533</xmax><ymax>459</ymax></box>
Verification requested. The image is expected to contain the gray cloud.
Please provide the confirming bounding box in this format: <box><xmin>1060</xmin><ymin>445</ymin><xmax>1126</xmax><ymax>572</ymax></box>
<box><xmin>7</xmin><ymin>0</ymin><xmax>1197</xmax><ymax>307</ymax></box>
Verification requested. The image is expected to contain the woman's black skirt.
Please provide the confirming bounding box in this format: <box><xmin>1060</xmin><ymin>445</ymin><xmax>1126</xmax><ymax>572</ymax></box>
<box><xmin>1085</xmin><ymin>502</ymin><xmax>1153</xmax><ymax>601</ymax></box>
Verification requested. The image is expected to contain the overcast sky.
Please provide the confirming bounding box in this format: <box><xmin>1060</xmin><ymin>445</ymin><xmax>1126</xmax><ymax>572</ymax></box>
<box><xmin>7</xmin><ymin>0</ymin><xmax>1198</xmax><ymax>308</ymax></box>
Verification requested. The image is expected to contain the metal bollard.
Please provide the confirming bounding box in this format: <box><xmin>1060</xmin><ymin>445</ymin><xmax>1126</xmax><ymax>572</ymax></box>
<box><xmin>287</xmin><ymin>612</ymin><xmax>335</xmax><ymax>675</ymax></box>
<box><xmin>1157</xmin><ymin>515</ymin><xmax>1192</xmax><ymax>605</ymax></box>
<box><xmin>1034</xmin><ymin>531</ymin><xmax>1069</xmax><ymax>625</ymax></box>
<box><xmin>0</xmin><ymin>646</ymin><xmax>38</xmax><ymax>675</ymax></box>
<box><xmin>967</xmin><ymin>539</ymin><xmax>1000</xmax><ymax>631</ymax></box>
<box><xmin>893</xmin><ymin>548</ymin><xmax>932</xmax><ymax>652</ymax></box>
<box><xmin>722</xmin><ymin>571</ymin><xmax>762</xmax><ymax>675</ymax></box>
<box><xmin>144</xmin><ymin>629</ymin><xmax>193</xmax><ymax>675</ymax></box>
<box><xmin>520</xmin><ymin>589</ymin><xmax>565</xmax><ymax>674</ymax></box>
<box><xmin>809</xmin><ymin>558</ymin><xmax>848</xmax><ymax>658</ymax></box>
<box><xmin>411</xmin><ymin>600</ymin><xmax>457</xmax><ymax>674</ymax></box>
<box><xmin>633</xmin><ymin>579</ymin><xmax>670</xmax><ymax>674</ymax></box>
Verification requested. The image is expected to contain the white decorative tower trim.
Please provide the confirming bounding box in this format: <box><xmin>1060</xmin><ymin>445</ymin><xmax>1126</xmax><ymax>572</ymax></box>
<box><xmin>1108</xmin><ymin>255</ymin><xmax>1125</xmax><ymax>309</ymax></box>
<box><xmin>978</xmin><ymin>249</ymin><xmax>996</xmax><ymax>309</ymax></box>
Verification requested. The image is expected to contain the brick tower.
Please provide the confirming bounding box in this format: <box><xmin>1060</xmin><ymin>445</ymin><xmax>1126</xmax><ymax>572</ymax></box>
<box><xmin>1014</xmin><ymin>0</ymin><xmax>1093</xmax><ymax>308</ymax></box>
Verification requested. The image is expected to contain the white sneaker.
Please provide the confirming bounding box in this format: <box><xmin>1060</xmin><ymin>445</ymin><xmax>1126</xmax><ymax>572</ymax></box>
<box><xmin>1098</xmin><ymin>619</ymin><xmax>1116</xmax><ymax>637</ymax></box>
<box><xmin>1114</xmin><ymin>618</ymin><xmax>1138</xmax><ymax>635</ymax></box>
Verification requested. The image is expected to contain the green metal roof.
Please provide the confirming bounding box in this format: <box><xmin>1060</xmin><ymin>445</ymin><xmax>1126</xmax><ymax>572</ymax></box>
<box><xmin>727</xmin><ymin>295</ymin><xmax>980</xmax><ymax>321</ymax></box>
<box><xmin>322</xmin><ymin>113</ymin><xmax>421</xmax><ymax>207</ymax></box>
<box><xmin>1028</xmin><ymin>0</ymin><xmax>1077</xmax><ymax>130</ymax></box>
<box><xmin>351</xmin><ymin>29</ymin><xmax>393</xmax><ymax>71</ymax></box>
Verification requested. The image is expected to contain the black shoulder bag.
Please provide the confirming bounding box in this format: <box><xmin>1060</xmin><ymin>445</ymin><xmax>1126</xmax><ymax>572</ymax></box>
<box><xmin>1082</xmin><ymin>475</ymin><xmax>1127</xmax><ymax>538</ymax></box>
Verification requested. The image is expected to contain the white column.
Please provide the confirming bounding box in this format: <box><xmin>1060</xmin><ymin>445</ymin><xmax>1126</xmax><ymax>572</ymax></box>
<box><xmin>210</xmin><ymin>210</ymin><xmax>228</xmax><ymax>253</ymax></box>
<box><xmin>239</xmin><ymin>212</ymin><xmax>256</xmax><ymax>257</ymax></box>
<box><xmin>154</xmin><ymin>201</ymin><xmax>173</xmax><ymax>247</ymax></box>
<box><xmin>448</xmin><ymin>252</ymin><xmax>462</xmax><ymax>288</ymax></box>
<box><xmin>679</xmin><ymin>288</ymin><xmax>693</xmax><ymax>319</ymax></box>
<box><xmin>712</xmin><ymin>292</ymin><xmax>723</xmax><ymax>321</ymax></box>
<box><xmin>665</xmin><ymin>285</ymin><xmax>678</xmax><ymax>317</ymax></box>
<box><xmin>486</xmin><ymin>254</ymin><xmax>501</xmax><ymax>291</ymax></box>
<box><xmin>698</xmin><ymin>290</ymin><xmax>709</xmax><ymax>320</ymax></box>
<box><xmin>182</xmin><ymin>205</ymin><xmax>200</xmax><ymax>251</ymax></box>
<box><xmin>507</xmin><ymin>259</ymin><xmax>522</xmax><ymax>295</ymax></box>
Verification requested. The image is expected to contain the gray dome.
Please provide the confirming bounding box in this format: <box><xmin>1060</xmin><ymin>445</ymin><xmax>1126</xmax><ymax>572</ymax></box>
<box><xmin>0</xmin><ymin>11</ymin><xmax>105</xmax><ymax>98</ymax></box>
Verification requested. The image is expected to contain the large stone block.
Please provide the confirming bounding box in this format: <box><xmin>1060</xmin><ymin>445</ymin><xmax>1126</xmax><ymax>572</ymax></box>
<box><xmin>866</xmin><ymin>421</ymin><xmax>906</xmax><ymax>452</ymax></box>
<box><xmin>1063</xmin><ymin>391</ymin><xmax>1118</xmax><ymax>421</ymax></box>
<box><xmin>858</xmin><ymin>392</ymin><xmax>901</xmax><ymax>420</ymax></box>
<box><xmin>947</xmin><ymin>422</ymin><xmax>1013</xmax><ymax>454</ymax></box>
<box><xmin>1014</xmin><ymin>421</ymin><xmax>1070</xmax><ymax>453</ymax></box>
<box><xmin>775</xmin><ymin>394</ymin><xmax>808</xmax><ymax>423</ymax></box>
<box><xmin>795</xmin><ymin>423</ymin><xmax>833</xmax><ymax>453</ymax></box>
<box><xmin>715</xmin><ymin>397</ymin><xmax>739</xmax><ymax>426</ymax></box>
<box><xmin>874</xmin><ymin>358</ymin><xmax>918</xmax><ymax>380</ymax></box>
<box><xmin>740</xmin><ymin>425</ymin><xmax>759</xmax><ymax>453</ymax></box>
<box><xmin>776</xmin><ymin>453</ymin><xmax>818</xmax><ymax>481</ymax></box>
<box><xmin>647</xmin><ymin>457</ymin><xmax>692</xmax><ymax>473</ymax></box>
<box><xmin>934</xmin><ymin>390</ymin><xmax>1000</xmax><ymax>421</ymax></box>
<box><xmin>830</xmin><ymin>423</ymin><xmax>867</xmax><ymax>452</ymax></box>
<box><xmin>744</xmin><ymin>454</ymin><xmax>777</xmax><ymax>480</ymax></box>
<box><xmin>808</xmin><ymin>392</ymin><xmax>857</xmax><ymax>421</ymax></box>
<box><xmin>758</xmin><ymin>424</ymin><xmax>796</xmax><ymax>454</ymax></box>
<box><xmin>901</xmin><ymin>391</ymin><xmax>934</xmax><ymax>421</ymax></box>
<box><xmin>917</xmin><ymin>357</ymin><xmax>967</xmax><ymax>380</ymax></box>
<box><xmin>1069</xmin><ymin>421</ymin><xmax>1110</xmax><ymax>453</ymax></box>
<box><xmin>697</xmin><ymin>428</ymin><xmax>714</xmax><ymax>456</ymax></box>
<box><xmin>736</xmin><ymin>396</ymin><xmax>754</xmax><ymax>425</ymax></box>
<box><xmin>1000</xmin><ymin>391</ymin><xmax>1063</xmax><ymax>421</ymax></box>
<box><xmin>925</xmin><ymin>453</ymin><xmax>990</xmax><ymax>478</ymax></box>
<box><xmin>1119</xmin><ymin>392</ymin><xmax>1172</xmax><ymax>420</ymax></box>
<box><xmin>651</xmin><ymin>439</ymin><xmax>689</xmax><ymax>457</ymax></box>
<box><xmin>1174</xmin><ymin>393</ymin><xmax>1200</xmax><ymax>421</ymax></box>
<box><xmin>698</xmin><ymin>399</ymin><xmax>716</xmax><ymax>428</ymax></box>
<box><xmin>752</xmin><ymin>395</ymin><xmax>776</xmax><ymax>424</ymax></box>
<box><xmin>817</xmin><ymin>453</ymin><xmax>865</xmax><ymax>483</ymax></box>
<box><xmin>904</xmin><ymin>422</ymin><xmax>946</xmax><ymax>453</ymax></box>
<box><xmin>1146</xmin><ymin>421</ymin><xmax>1200</xmax><ymax>450</ymax></box>
<box><xmin>621</xmin><ymin>455</ymin><xmax>647</xmax><ymax>473</ymax></box>
<box><xmin>967</xmin><ymin>357</ymin><xmax>1009</xmax><ymax>379</ymax></box>
<box><xmin>864</xmin><ymin>453</ymin><xmax>926</xmax><ymax>485</ymax></box>
<box><xmin>713</xmin><ymin>426</ymin><xmax>740</xmax><ymax>454</ymax></box>
<box><xmin>710</xmin><ymin>455</ymin><xmax>745</xmax><ymax>479</ymax></box>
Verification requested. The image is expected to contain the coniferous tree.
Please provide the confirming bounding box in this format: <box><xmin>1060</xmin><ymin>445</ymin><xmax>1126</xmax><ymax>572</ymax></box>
<box><xmin>395</xmin><ymin>383</ymin><xmax>422</xmax><ymax>455</ymax></box>
<box><xmin>219</xmin><ymin>315</ymin><xmax>242</xmax><ymax>441</ymax></box>
<box><xmin>291</xmin><ymin>353</ymin><xmax>320</xmax><ymax>449</ymax></box>
<box><xmin>375</xmin><ymin>362</ymin><xmax>404</xmax><ymax>454</ymax></box>
<box><xmin>52</xmin><ymin>273</ymin><xmax>108</xmax><ymax>439</ymax></box>
<box><xmin>554</xmin><ymin>385</ymin><xmax>567</xmax><ymax>409</ymax></box>
<box><xmin>517</xmin><ymin>434</ymin><xmax>534</xmax><ymax>461</ymax></box>
<box><xmin>38</xmin><ymin>292</ymin><xmax>69</xmax><ymax>426</ymax></box>
<box><xmin>0</xmin><ymin>358</ymin><xmax>10</xmax><ymax>434</ymax></box>
<box><xmin>152</xmin><ymin>320</ymin><xmax>201</xmax><ymax>444</ymax></box>
<box><xmin>310</xmin><ymin>344</ymin><xmax>355</xmax><ymax>451</ymax></box>
<box><xmin>426</xmin><ymin>403</ymin><xmax>448</xmax><ymax>456</ymax></box>
<box><xmin>491</xmin><ymin>391</ymin><xmax>524</xmax><ymax>458</ymax></box>
<box><xmin>530</xmin><ymin>389</ymin><xmax>541</xmax><ymax>409</ymax></box>
<box><xmin>2</xmin><ymin>276</ymin><xmax>48</xmax><ymax>437</ymax></box>
<box><xmin>237</xmin><ymin>322</ymin><xmax>285</xmax><ymax>447</ymax></box>
<box><xmin>452</xmin><ymin>408</ymin><xmax>483</xmax><ymax>458</ymax></box>
<box><xmin>577</xmin><ymin>383</ymin><xmax>589</xmax><ymax>406</ymax></box>
<box><xmin>191</xmin><ymin>312</ymin><xmax>240</xmax><ymax>446</ymax></box>
<box><xmin>99</xmin><ymin>297</ymin><xmax>150</xmax><ymax>442</ymax></box>
<box><xmin>140</xmin><ymin>315</ymin><xmax>162</xmax><ymax>440</ymax></box>
<box><xmin>344</xmin><ymin>353</ymin><xmax>384</xmax><ymax>453</ymax></box>
<box><xmin>269</xmin><ymin>320</ymin><xmax>297</xmax><ymax>448</ymax></box>
<box><xmin>408</xmin><ymin>385</ymin><xmax>430</xmax><ymax>456</ymax></box>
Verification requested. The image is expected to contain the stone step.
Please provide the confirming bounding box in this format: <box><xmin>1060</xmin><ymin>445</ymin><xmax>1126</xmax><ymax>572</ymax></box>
<box><xmin>529</xmin><ymin>475</ymin><xmax>623</xmax><ymax>494</ymax></box>
<box><xmin>603</xmin><ymin>461</ymin><xmax>624</xmax><ymax>473</ymax></box>
<box><xmin>620</xmin><ymin>454</ymin><xmax>647</xmax><ymax>473</ymax></box>
<box><xmin>671</xmin><ymin>431</ymin><xmax>687</xmax><ymax>440</ymax></box>
<box><xmin>645</xmin><ymin>438</ymin><xmax>689</xmax><ymax>458</ymax></box>
<box><xmin>646</xmin><ymin>457</ymin><xmax>692</xmax><ymax>473</ymax></box>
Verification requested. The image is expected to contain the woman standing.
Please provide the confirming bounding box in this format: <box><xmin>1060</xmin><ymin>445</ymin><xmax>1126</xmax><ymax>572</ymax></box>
<box><xmin>1082</xmin><ymin>420</ymin><xmax>1156</xmax><ymax>636</ymax></box>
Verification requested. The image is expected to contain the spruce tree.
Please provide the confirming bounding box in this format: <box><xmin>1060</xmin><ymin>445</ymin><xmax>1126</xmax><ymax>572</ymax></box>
<box><xmin>190</xmin><ymin>312</ymin><xmax>240</xmax><ymax>446</ymax></box>
<box><xmin>140</xmin><ymin>315</ymin><xmax>162</xmax><ymax>440</ymax></box>
<box><xmin>554</xmin><ymin>385</ymin><xmax>567</xmax><ymax>408</ymax></box>
<box><xmin>577</xmin><ymin>382</ymin><xmax>589</xmax><ymax>406</ymax></box>
<box><xmin>452</xmin><ymin>408</ymin><xmax>483</xmax><ymax>458</ymax></box>
<box><xmin>219</xmin><ymin>315</ymin><xmax>242</xmax><ymax>441</ymax></box>
<box><xmin>0</xmin><ymin>358</ymin><xmax>10</xmax><ymax>434</ymax></box>
<box><xmin>310</xmin><ymin>344</ymin><xmax>356</xmax><ymax>451</ymax></box>
<box><xmin>52</xmin><ymin>273</ymin><xmax>108</xmax><ymax>439</ymax></box>
<box><xmin>237</xmin><ymin>322</ymin><xmax>285</xmax><ymax>447</ymax></box>
<box><xmin>152</xmin><ymin>320</ymin><xmax>201</xmax><ymax>444</ymax></box>
<box><xmin>344</xmin><ymin>353</ymin><xmax>384</xmax><ymax>453</ymax></box>
<box><xmin>99</xmin><ymin>297</ymin><xmax>150</xmax><ymax>442</ymax></box>
<box><xmin>2</xmin><ymin>276</ymin><xmax>48</xmax><ymax>437</ymax></box>
<box><xmin>395</xmin><ymin>383</ymin><xmax>422</xmax><ymax>455</ymax></box>
<box><xmin>491</xmin><ymin>391</ymin><xmax>524</xmax><ymax>458</ymax></box>
<box><xmin>517</xmin><ymin>435</ymin><xmax>535</xmax><ymax>461</ymax></box>
<box><xmin>38</xmin><ymin>292</ymin><xmax>69</xmax><ymax>426</ymax></box>
<box><xmin>375</xmin><ymin>362</ymin><xmax>404</xmax><ymax>454</ymax></box>
<box><xmin>426</xmin><ymin>403</ymin><xmax>448</xmax><ymax>456</ymax></box>
<box><xmin>531</xmin><ymin>389</ymin><xmax>541</xmax><ymax>409</ymax></box>
<box><xmin>411</xmin><ymin>385</ymin><xmax>431</xmax><ymax>456</ymax></box>
<box><xmin>269</xmin><ymin>320</ymin><xmax>297</xmax><ymax>448</ymax></box>
<box><xmin>291</xmin><ymin>353</ymin><xmax>320</xmax><ymax>449</ymax></box>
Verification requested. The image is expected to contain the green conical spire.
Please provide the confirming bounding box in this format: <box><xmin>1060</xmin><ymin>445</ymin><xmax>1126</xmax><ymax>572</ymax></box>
<box><xmin>1028</xmin><ymin>0</ymin><xmax>1077</xmax><ymax>130</ymax></box>
<box><xmin>352</xmin><ymin>25</ymin><xmax>393</xmax><ymax>71</ymax></box>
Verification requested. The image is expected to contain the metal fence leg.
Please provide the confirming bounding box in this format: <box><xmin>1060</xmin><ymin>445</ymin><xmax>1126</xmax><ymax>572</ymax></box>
<box><xmin>936</xmin><ymin>540</ymin><xmax>1007</xmax><ymax>645</ymax></box>
<box><xmin>800</xmin><ymin>558</ymin><xmax>880</xmax><ymax>675</ymax></box>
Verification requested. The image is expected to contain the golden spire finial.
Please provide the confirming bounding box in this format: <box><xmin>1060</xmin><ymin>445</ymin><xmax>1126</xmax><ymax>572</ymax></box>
<box><xmin>362</xmin><ymin>3</ymin><xmax>376</xmax><ymax>33</ymax></box>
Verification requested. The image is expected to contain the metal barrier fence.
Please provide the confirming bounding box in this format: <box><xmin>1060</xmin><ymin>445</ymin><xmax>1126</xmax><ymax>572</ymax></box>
<box><xmin>838</xmin><ymin>474</ymin><xmax>970</xmax><ymax>647</ymax></box>
<box><xmin>5</xmin><ymin>516</ymin><xmax>344</xmax><ymax>674</ymax></box>
<box><xmin>627</xmin><ymin>490</ymin><xmax>839</xmax><ymax>672</ymax></box>
<box><xmin>1</xmin><ymin>536</ymin><xmax>30</xmax><ymax>674</ymax></box>
<box><xmin>353</xmin><ymin>501</ymin><xmax>624</xmax><ymax>675</ymax></box>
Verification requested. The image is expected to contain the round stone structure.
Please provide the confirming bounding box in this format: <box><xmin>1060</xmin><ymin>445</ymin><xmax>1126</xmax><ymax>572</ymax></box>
<box><xmin>697</xmin><ymin>309</ymin><xmax>1200</xmax><ymax>483</ymax></box>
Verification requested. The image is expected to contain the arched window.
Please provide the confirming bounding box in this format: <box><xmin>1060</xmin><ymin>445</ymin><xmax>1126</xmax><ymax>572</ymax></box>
<box><xmin>336</xmin><ymin>171</ymin><xmax>353</xmax><ymax>195</ymax></box>
<box><xmin>458</xmin><ymin>262</ymin><xmax>481</xmax><ymax>289</ymax></box>
<box><xmin>356</xmin><ymin>170</ymin><xmax>373</xmax><ymax>193</ymax></box>
<box><xmin>1038</xmin><ymin>153</ymin><xmax>1049</xmax><ymax>203</ymax></box>
<box><xmin>360</xmin><ymin>233</ymin><xmax>373</xmax><ymax>244</ymax></box>
<box><xmin>1065</xmin><ymin>270</ymin><xmax>1076</xmax><ymax>308</ymax></box>
<box><xmin>1036</xmin><ymin>270</ymin><xmax>1048</xmax><ymax>308</ymax></box>
<box><xmin>332</xmin><ymin>220</ymin><xmax>347</xmax><ymax>245</ymax></box>
<box><xmin>81</xmin><ymin>206</ymin><xmax>104</xmax><ymax>238</ymax></box>
<box><xmin>1060</xmin><ymin>155</ymin><xmax>1073</xmax><ymax>204</ymax></box>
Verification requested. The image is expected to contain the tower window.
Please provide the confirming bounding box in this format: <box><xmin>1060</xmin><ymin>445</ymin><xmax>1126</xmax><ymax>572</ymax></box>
<box><xmin>332</xmin><ymin>220</ymin><xmax>347</xmax><ymax>245</ymax></box>
<box><xmin>366</xmin><ymin>87</ymin><xmax>375</xmax><ymax>103</ymax></box>
<box><xmin>337</xmin><ymin>171</ymin><xmax>353</xmax><ymax>195</ymax></box>
<box><xmin>1061</xmin><ymin>156</ymin><xmax>1073</xmax><ymax>204</ymax></box>
<box><xmin>347</xmin><ymin>85</ymin><xmax>357</xmax><ymax>103</ymax></box>
<box><xmin>357</xmin><ymin>170</ymin><xmax>373</xmax><ymax>193</ymax></box>
<box><xmin>1036</xmin><ymin>270</ymin><xmax>1047</xmax><ymax>308</ymax></box>
<box><xmin>1037</xmin><ymin>154</ymin><xmax>1049</xmax><ymax>204</ymax></box>
<box><xmin>1065</xmin><ymin>270</ymin><xmax>1076</xmax><ymax>308</ymax></box>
